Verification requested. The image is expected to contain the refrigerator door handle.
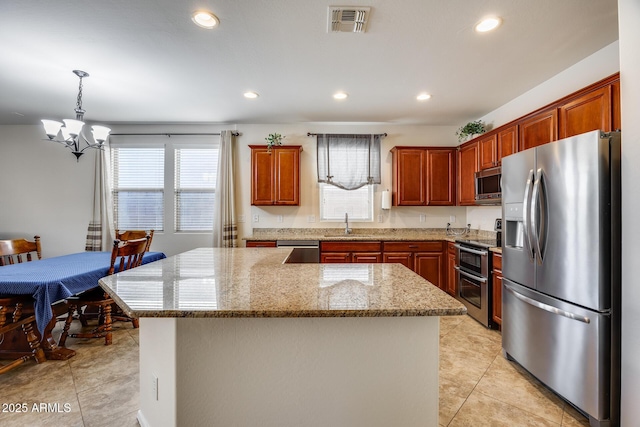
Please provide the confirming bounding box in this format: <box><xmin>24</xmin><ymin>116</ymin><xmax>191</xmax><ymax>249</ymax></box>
<box><xmin>503</xmin><ymin>282</ymin><xmax>590</xmax><ymax>324</ymax></box>
<box><xmin>523</xmin><ymin>169</ymin><xmax>535</xmax><ymax>261</ymax></box>
<box><xmin>532</xmin><ymin>168</ymin><xmax>546</xmax><ymax>264</ymax></box>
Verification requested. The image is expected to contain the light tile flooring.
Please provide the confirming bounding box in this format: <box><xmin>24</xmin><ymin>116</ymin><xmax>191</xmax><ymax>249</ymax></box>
<box><xmin>0</xmin><ymin>315</ymin><xmax>590</xmax><ymax>426</ymax></box>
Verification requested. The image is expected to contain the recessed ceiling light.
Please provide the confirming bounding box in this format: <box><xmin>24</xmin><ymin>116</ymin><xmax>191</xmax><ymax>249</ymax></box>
<box><xmin>244</xmin><ymin>91</ymin><xmax>259</xmax><ymax>99</ymax></box>
<box><xmin>333</xmin><ymin>92</ymin><xmax>348</xmax><ymax>100</ymax></box>
<box><xmin>475</xmin><ymin>16</ymin><xmax>502</xmax><ymax>33</ymax></box>
<box><xmin>192</xmin><ymin>11</ymin><xmax>219</xmax><ymax>29</ymax></box>
<box><xmin>417</xmin><ymin>93</ymin><xmax>432</xmax><ymax>101</ymax></box>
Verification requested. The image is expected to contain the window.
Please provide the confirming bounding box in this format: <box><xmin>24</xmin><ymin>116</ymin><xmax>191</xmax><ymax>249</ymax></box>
<box><xmin>111</xmin><ymin>138</ymin><xmax>219</xmax><ymax>233</ymax></box>
<box><xmin>175</xmin><ymin>148</ymin><xmax>218</xmax><ymax>231</ymax></box>
<box><xmin>319</xmin><ymin>183</ymin><xmax>374</xmax><ymax>222</ymax></box>
<box><xmin>112</xmin><ymin>147</ymin><xmax>165</xmax><ymax>230</ymax></box>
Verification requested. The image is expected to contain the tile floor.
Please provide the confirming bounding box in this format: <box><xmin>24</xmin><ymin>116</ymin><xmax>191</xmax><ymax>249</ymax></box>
<box><xmin>0</xmin><ymin>315</ymin><xmax>591</xmax><ymax>426</ymax></box>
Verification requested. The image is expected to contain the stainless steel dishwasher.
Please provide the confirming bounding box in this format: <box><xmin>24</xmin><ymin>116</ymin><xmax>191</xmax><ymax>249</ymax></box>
<box><xmin>277</xmin><ymin>240</ymin><xmax>320</xmax><ymax>263</ymax></box>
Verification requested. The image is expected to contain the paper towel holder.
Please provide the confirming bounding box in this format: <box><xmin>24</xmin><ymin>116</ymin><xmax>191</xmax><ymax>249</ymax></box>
<box><xmin>381</xmin><ymin>189</ymin><xmax>391</xmax><ymax>210</ymax></box>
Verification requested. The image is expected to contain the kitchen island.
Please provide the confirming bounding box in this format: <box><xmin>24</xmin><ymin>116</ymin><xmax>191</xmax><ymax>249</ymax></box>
<box><xmin>99</xmin><ymin>247</ymin><xmax>466</xmax><ymax>427</ymax></box>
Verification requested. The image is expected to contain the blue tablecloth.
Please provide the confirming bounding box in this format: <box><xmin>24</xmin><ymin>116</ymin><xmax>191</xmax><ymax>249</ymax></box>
<box><xmin>0</xmin><ymin>251</ymin><xmax>166</xmax><ymax>335</ymax></box>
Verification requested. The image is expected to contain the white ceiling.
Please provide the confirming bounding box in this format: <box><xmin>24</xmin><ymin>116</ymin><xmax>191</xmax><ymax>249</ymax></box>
<box><xmin>0</xmin><ymin>0</ymin><xmax>618</xmax><ymax>127</ymax></box>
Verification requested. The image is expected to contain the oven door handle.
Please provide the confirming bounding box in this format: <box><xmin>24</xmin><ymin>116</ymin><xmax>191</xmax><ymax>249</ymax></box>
<box><xmin>454</xmin><ymin>265</ymin><xmax>487</xmax><ymax>283</ymax></box>
<box><xmin>453</xmin><ymin>244</ymin><xmax>488</xmax><ymax>256</ymax></box>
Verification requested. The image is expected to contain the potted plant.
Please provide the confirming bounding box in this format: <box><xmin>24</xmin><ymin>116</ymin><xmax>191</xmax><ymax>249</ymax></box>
<box><xmin>265</xmin><ymin>133</ymin><xmax>285</xmax><ymax>152</ymax></box>
<box><xmin>456</xmin><ymin>120</ymin><xmax>486</xmax><ymax>142</ymax></box>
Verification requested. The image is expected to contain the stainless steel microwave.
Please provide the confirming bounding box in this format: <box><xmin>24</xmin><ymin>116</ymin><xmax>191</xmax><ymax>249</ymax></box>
<box><xmin>475</xmin><ymin>166</ymin><xmax>501</xmax><ymax>205</ymax></box>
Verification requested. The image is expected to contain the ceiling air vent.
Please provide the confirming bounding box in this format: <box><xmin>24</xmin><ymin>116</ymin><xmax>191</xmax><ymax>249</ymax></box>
<box><xmin>328</xmin><ymin>6</ymin><xmax>371</xmax><ymax>33</ymax></box>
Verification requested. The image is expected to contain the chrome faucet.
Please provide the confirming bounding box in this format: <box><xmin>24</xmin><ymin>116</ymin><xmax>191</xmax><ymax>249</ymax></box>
<box><xmin>344</xmin><ymin>213</ymin><xmax>352</xmax><ymax>235</ymax></box>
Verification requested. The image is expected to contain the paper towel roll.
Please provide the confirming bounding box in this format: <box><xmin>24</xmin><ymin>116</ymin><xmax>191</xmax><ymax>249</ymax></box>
<box><xmin>381</xmin><ymin>190</ymin><xmax>391</xmax><ymax>210</ymax></box>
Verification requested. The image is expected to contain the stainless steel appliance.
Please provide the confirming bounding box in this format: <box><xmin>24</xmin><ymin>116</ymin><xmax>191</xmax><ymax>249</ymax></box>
<box><xmin>475</xmin><ymin>166</ymin><xmax>501</xmax><ymax>205</ymax></box>
<box><xmin>454</xmin><ymin>238</ymin><xmax>497</xmax><ymax>328</ymax></box>
<box><xmin>278</xmin><ymin>240</ymin><xmax>320</xmax><ymax>263</ymax></box>
<box><xmin>501</xmin><ymin>130</ymin><xmax>621</xmax><ymax>427</ymax></box>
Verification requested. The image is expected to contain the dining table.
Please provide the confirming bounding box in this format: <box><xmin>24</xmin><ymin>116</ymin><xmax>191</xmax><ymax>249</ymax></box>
<box><xmin>0</xmin><ymin>250</ymin><xmax>165</xmax><ymax>360</ymax></box>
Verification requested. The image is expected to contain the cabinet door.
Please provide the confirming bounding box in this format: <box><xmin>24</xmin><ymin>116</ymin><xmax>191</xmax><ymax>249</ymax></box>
<box><xmin>446</xmin><ymin>251</ymin><xmax>457</xmax><ymax>297</ymax></box>
<box><xmin>497</xmin><ymin>125</ymin><xmax>518</xmax><ymax>164</ymax></box>
<box><xmin>320</xmin><ymin>253</ymin><xmax>351</xmax><ymax>263</ymax></box>
<box><xmin>273</xmin><ymin>147</ymin><xmax>301</xmax><ymax>205</ymax></box>
<box><xmin>559</xmin><ymin>86</ymin><xmax>612</xmax><ymax>139</ymax></box>
<box><xmin>478</xmin><ymin>134</ymin><xmax>497</xmax><ymax>170</ymax></box>
<box><xmin>382</xmin><ymin>252</ymin><xmax>413</xmax><ymax>270</ymax></box>
<box><xmin>457</xmin><ymin>142</ymin><xmax>479</xmax><ymax>206</ymax></box>
<box><xmin>426</xmin><ymin>149</ymin><xmax>456</xmax><ymax>206</ymax></box>
<box><xmin>352</xmin><ymin>252</ymin><xmax>382</xmax><ymax>263</ymax></box>
<box><xmin>414</xmin><ymin>252</ymin><xmax>444</xmax><ymax>290</ymax></box>
<box><xmin>519</xmin><ymin>109</ymin><xmax>558</xmax><ymax>151</ymax></box>
<box><xmin>393</xmin><ymin>148</ymin><xmax>426</xmax><ymax>206</ymax></box>
<box><xmin>492</xmin><ymin>271</ymin><xmax>503</xmax><ymax>326</ymax></box>
<box><xmin>251</xmin><ymin>149</ymin><xmax>275</xmax><ymax>205</ymax></box>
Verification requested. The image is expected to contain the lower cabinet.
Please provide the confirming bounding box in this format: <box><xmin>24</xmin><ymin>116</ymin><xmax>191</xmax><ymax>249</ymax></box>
<box><xmin>383</xmin><ymin>241</ymin><xmax>445</xmax><ymax>290</ymax></box>
<box><xmin>320</xmin><ymin>241</ymin><xmax>382</xmax><ymax>263</ymax></box>
<box><xmin>492</xmin><ymin>252</ymin><xmax>503</xmax><ymax>327</ymax></box>
<box><xmin>246</xmin><ymin>241</ymin><xmax>277</xmax><ymax>248</ymax></box>
<box><xmin>446</xmin><ymin>242</ymin><xmax>457</xmax><ymax>297</ymax></box>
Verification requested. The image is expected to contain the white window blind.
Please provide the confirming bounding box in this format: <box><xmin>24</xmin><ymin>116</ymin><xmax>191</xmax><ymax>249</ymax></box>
<box><xmin>112</xmin><ymin>147</ymin><xmax>165</xmax><ymax>230</ymax></box>
<box><xmin>319</xmin><ymin>183</ymin><xmax>373</xmax><ymax>221</ymax></box>
<box><xmin>175</xmin><ymin>148</ymin><xmax>218</xmax><ymax>231</ymax></box>
<box><xmin>316</xmin><ymin>134</ymin><xmax>381</xmax><ymax>190</ymax></box>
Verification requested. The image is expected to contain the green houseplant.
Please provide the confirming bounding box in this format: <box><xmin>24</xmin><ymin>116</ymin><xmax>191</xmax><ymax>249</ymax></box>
<box><xmin>265</xmin><ymin>133</ymin><xmax>285</xmax><ymax>152</ymax></box>
<box><xmin>456</xmin><ymin>120</ymin><xmax>486</xmax><ymax>142</ymax></box>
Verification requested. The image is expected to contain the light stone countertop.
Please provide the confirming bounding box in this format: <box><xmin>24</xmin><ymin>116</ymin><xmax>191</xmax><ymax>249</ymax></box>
<box><xmin>99</xmin><ymin>247</ymin><xmax>467</xmax><ymax>319</ymax></box>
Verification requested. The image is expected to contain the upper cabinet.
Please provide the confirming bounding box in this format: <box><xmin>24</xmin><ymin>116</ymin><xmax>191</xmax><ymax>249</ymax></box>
<box><xmin>457</xmin><ymin>141</ymin><xmax>479</xmax><ymax>206</ymax></box>
<box><xmin>497</xmin><ymin>125</ymin><xmax>518</xmax><ymax>164</ymax></box>
<box><xmin>558</xmin><ymin>85</ymin><xmax>612</xmax><ymax>139</ymax></box>
<box><xmin>391</xmin><ymin>147</ymin><xmax>456</xmax><ymax>206</ymax></box>
<box><xmin>478</xmin><ymin>124</ymin><xmax>518</xmax><ymax>171</ymax></box>
<box><xmin>478</xmin><ymin>134</ymin><xmax>498</xmax><ymax>170</ymax></box>
<box><xmin>519</xmin><ymin>108</ymin><xmax>558</xmax><ymax>151</ymax></box>
<box><xmin>250</xmin><ymin>145</ymin><xmax>302</xmax><ymax>206</ymax></box>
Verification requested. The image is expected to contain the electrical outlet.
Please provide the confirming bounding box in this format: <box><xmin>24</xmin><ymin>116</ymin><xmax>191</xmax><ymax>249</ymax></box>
<box><xmin>238</xmin><ymin>214</ymin><xmax>245</xmax><ymax>223</ymax></box>
<box><xmin>152</xmin><ymin>374</ymin><xmax>158</xmax><ymax>401</ymax></box>
<box><xmin>419</xmin><ymin>214</ymin><xmax>426</xmax><ymax>223</ymax></box>
<box><xmin>253</xmin><ymin>214</ymin><xmax>259</xmax><ymax>223</ymax></box>
<box><xmin>277</xmin><ymin>215</ymin><xmax>283</xmax><ymax>223</ymax></box>
<box><xmin>449</xmin><ymin>215</ymin><xmax>456</xmax><ymax>223</ymax></box>
<box><xmin>307</xmin><ymin>215</ymin><xmax>316</xmax><ymax>223</ymax></box>
<box><xmin>378</xmin><ymin>213</ymin><xmax>383</xmax><ymax>223</ymax></box>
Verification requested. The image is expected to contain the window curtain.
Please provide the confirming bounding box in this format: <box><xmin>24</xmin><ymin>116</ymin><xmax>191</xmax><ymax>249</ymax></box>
<box><xmin>316</xmin><ymin>134</ymin><xmax>381</xmax><ymax>190</ymax></box>
<box><xmin>85</xmin><ymin>144</ymin><xmax>115</xmax><ymax>251</ymax></box>
<box><xmin>212</xmin><ymin>130</ymin><xmax>238</xmax><ymax>248</ymax></box>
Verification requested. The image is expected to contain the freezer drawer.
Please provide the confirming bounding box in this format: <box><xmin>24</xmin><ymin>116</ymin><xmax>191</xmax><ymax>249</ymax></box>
<box><xmin>502</xmin><ymin>279</ymin><xmax>611</xmax><ymax>423</ymax></box>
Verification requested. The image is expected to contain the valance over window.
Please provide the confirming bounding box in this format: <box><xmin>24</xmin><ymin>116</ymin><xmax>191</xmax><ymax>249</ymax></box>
<box><xmin>316</xmin><ymin>134</ymin><xmax>382</xmax><ymax>190</ymax></box>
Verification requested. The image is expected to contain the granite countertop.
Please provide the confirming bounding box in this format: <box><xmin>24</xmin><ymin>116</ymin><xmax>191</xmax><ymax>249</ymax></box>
<box><xmin>99</xmin><ymin>247</ymin><xmax>467</xmax><ymax>319</ymax></box>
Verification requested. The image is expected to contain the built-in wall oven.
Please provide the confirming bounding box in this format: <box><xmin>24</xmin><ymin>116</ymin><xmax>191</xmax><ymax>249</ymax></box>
<box><xmin>454</xmin><ymin>239</ymin><xmax>495</xmax><ymax>328</ymax></box>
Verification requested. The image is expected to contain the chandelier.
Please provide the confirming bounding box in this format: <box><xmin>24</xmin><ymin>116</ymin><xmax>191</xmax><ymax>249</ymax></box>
<box><xmin>41</xmin><ymin>70</ymin><xmax>111</xmax><ymax>161</ymax></box>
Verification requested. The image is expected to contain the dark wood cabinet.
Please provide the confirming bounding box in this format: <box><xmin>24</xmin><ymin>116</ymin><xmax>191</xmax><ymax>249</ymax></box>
<box><xmin>492</xmin><ymin>252</ymin><xmax>503</xmax><ymax>327</ymax></box>
<box><xmin>519</xmin><ymin>109</ymin><xmax>558</xmax><ymax>151</ymax></box>
<box><xmin>246</xmin><ymin>241</ymin><xmax>277</xmax><ymax>248</ymax></box>
<box><xmin>391</xmin><ymin>147</ymin><xmax>456</xmax><ymax>206</ymax></box>
<box><xmin>250</xmin><ymin>145</ymin><xmax>302</xmax><ymax>206</ymax></box>
<box><xmin>559</xmin><ymin>85</ymin><xmax>612</xmax><ymax>139</ymax></box>
<box><xmin>320</xmin><ymin>241</ymin><xmax>382</xmax><ymax>263</ymax></box>
<box><xmin>497</xmin><ymin>125</ymin><xmax>518</xmax><ymax>164</ymax></box>
<box><xmin>478</xmin><ymin>134</ymin><xmax>498</xmax><ymax>170</ymax></box>
<box><xmin>446</xmin><ymin>242</ymin><xmax>457</xmax><ymax>297</ymax></box>
<box><xmin>383</xmin><ymin>241</ymin><xmax>445</xmax><ymax>289</ymax></box>
<box><xmin>457</xmin><ymin>141</ymin><xmax>479</xmax><ymax>206</ymax></box>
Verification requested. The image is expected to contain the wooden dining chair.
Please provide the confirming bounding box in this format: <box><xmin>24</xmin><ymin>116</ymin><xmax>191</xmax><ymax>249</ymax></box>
<box><xmin>0</xmin><ymin>236</ymin><xmax>47</xmax><ymax>374</ymax></box>
<box><xmin>115</xmin><ymin>229</ymin><xmax>154</xmax><ymax>251</ymax></box>
<box><xmin>58</xmin><ymin>236</ymin><xmax>150</xmax><ymax>346</ymax></box>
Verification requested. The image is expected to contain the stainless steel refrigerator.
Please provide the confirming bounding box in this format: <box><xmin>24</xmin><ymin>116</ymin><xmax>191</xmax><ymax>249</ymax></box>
<box><xmin>501</xmin><ymin>130</ymin><xmax>621</xmax><ymax>427</ymax></box>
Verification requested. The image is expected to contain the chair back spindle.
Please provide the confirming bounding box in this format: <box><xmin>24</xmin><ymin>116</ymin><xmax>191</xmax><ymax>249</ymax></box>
<box><xmin>0</xmin><ymin>236</ymin><xmax>41</xmax><ymax>266</ymax></box>
<box><xmin>108</xmin><ymin>236</ymin><xmax>150</xmax><ymax>275</ymax></box>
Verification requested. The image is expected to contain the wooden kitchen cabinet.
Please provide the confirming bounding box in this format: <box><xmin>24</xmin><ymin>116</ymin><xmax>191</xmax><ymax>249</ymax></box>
<box><xmin>246</xmin><ymin>241</ymin><xmax>277</xmax><ymax>248</ymax></box>
<box><xmin>478</xmin><ymin>133</ymin><xmax>498</xmax><ymax>170</ymax></box>
<box><xmin>457</xmin><ymin>141</ymin><xmax>479</xmax><ymax>206</ymax></box>
<box><xmin>519</xmin><ymin>108</ymin><xmax>558</xmax><ymax>151</ymax></box>
<box><xmin>492</xmin><ymin>252</ymin><xmax>503</xmax><ymax>327</ymax></box>
<box><xmin>558</xmin><ymin>85</ymin><xmax>612</xmax><ymax>139</ymax></box>
<box><xmin>446</xmin><ymin>242</ymin><xmax>457</xmax><ymax>297</ymax></box>
<box><xmin>391</xmin><ymin>147</ymin><xmax>456</xmax><ymax>206</ymax></box>
<box><xmin>250</xmin><ymin>145</ymin><xmax>302</xmax><ymax>206</ymax></box>
<box><xmin>383</xmin><ymin>241</ymin><xmax>445</xmax><ymax>290</ymax></box>
<box><xmin>320</xmin><ymin>241</ymin><xmax>382</xmax><ymax>263</ymax></box>
<box><xmin>497</xmin><ymin>125</ymin><xmax>518</xmax><ymax>164</ymax></box>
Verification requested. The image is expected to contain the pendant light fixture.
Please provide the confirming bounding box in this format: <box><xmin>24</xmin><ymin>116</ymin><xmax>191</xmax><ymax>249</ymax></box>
<box><xmin>41</xmin><ymin>70</ymin><xmax>111</xmax><ymax>161</ymax></box>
